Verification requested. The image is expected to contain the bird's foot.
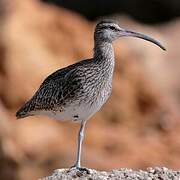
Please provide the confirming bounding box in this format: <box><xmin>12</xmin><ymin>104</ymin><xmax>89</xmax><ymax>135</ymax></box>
<box><xmin>68</xmin><ymin>165</ymin><xmax>90</xmax><ymax>174</ymax></box>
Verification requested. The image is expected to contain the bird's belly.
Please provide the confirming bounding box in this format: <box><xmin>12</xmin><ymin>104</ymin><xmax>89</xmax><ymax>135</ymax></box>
<box><xmin>39</xmin><ymin>83</ymin><xmax>112</xmax><ymax>122</ymax></box>
<box><xmin>40</xmin><ymin>89</ymin><xmax>111</xmax><ymax>122</ymax></box>
<box><xmin>41</xmin><ymin>103</ymin><xmax>98</xmax><ymax>122</ymax></box>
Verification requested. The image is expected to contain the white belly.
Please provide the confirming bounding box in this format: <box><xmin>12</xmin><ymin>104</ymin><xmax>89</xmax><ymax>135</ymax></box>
<box><xmin>38</xmin><ymin>87</ymin><xmax>111</xmax><ymax>122</ymax></box>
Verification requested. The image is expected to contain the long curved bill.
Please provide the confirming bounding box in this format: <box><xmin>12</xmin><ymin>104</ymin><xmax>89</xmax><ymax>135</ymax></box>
<box><xmin>122</xmin><ymin>30</ymin><xmax>166</xmax><ymax>51</ymax></box>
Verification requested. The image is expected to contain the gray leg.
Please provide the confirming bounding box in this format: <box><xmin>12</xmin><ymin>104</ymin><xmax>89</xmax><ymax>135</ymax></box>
<box><xmin>73</xmin><ymin>121</ymin><xmax>86</xmax><ymax>168</ymax></box>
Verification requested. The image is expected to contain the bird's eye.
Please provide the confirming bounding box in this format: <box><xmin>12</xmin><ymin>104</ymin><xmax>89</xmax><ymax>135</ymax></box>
<box><xmin>109</xmin><ymin>26</ymin><xmax>116</xmax><ymax>30</ymax></box>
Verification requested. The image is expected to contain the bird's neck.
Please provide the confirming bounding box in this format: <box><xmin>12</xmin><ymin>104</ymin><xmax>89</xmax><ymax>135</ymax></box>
<box><xmin>93</xmin><ymin>41</ymin><xmax>115</xmax><ymax>66</ymax></box>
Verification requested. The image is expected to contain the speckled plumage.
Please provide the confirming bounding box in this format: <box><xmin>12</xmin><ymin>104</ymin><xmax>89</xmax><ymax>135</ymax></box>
<box><xmin>16</xmin><ymin>20</ymin><xmax>165</xmax><ymax>169</ymax></box>
<box><xmin>16</xmin><ymin>48</ymin><xmax>114</xmax><ymax>122</ymax></box>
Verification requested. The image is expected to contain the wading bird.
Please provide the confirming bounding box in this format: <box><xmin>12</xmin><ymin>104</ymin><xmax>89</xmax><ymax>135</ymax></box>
<box><xmin>16</xmin><ymin>20</ymin><xmax>165</xmax><ymax>170</ymax></box>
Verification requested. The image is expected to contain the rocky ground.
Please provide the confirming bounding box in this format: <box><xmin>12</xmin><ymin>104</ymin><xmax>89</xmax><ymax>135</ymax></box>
<box><xmin>40</xmin><ymin>167</ymin><xmax>180</xmax><ymax>180</ymax></box>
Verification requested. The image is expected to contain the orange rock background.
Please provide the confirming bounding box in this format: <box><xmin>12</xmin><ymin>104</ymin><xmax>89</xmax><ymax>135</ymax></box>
<box><xmin>0</xmin><ymin>1</ymin><xmax>180</xmax><ymax>180</ymax></box>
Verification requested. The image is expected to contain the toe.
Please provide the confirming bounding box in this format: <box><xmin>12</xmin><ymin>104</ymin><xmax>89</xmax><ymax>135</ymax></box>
<box><xmin>78</xmin><ymin>167</ymin><xmax>90</xmax><ymax>174</ymax></box>
<box><xmin>68</xmin><ymin>166</ymin><xmax>90</xmax><ymax>174</ymax></box>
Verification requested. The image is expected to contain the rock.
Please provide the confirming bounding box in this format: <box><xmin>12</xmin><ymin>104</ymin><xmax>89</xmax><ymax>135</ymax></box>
<box><xmin>40</xmin><ymin>167</ymin><xmax>180</xmax><ymax>180</ymax></box>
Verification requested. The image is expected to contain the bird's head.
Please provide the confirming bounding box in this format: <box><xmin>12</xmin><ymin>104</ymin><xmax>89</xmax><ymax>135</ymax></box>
<box><xmin>94</xmin><ymin>20</ymin><xmax>166</xmax><ymax>50</ymax></box>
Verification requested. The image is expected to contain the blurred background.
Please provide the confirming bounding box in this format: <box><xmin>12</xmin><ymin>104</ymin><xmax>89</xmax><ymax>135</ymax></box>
<box><xmin>0</xmin><ymin>0</ymin><xmax>180</xmax><ymax>179</ymax></box>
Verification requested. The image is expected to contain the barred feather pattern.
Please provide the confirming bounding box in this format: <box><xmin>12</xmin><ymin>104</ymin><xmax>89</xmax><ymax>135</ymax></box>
<box><xmin>16</xmin><ymin>21</ymin><xmax>115</xmax><ymax>122</ymax></box>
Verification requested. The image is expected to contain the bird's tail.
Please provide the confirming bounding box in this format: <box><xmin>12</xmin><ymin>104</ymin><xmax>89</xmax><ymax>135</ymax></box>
<box><xmin>16</xmin><ymin>101</ymin><xmax>34</xmax><ymax>119</ymax></box>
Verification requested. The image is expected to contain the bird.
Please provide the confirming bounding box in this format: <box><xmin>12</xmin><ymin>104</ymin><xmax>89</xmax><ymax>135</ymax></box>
<box><xmin>16</xmin><ymin>19</ymin><xmax>166</xmax><ymax>171</ymax></box>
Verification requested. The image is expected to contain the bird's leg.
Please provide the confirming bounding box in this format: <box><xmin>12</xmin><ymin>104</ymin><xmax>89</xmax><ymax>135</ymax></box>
<box><xmin>69</xmin><ymin>121</ymin><xmax>90</xmax><ymax>173</ymax></box>
<box><xmin>72</xmin><ymin>120</ymin><xmax>86</xmax><ymax>169</ymax></box>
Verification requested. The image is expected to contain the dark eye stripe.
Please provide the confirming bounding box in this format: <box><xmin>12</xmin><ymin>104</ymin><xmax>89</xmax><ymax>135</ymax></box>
<box><xmin>109</xmin><ymin>26</ymin><xmax>116</xmax><ymax>30</ymax></box>
<box><xmin>98</xmin><ymin>25</ymin><xmax>117</xmax><ymax>31</ymax></box>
